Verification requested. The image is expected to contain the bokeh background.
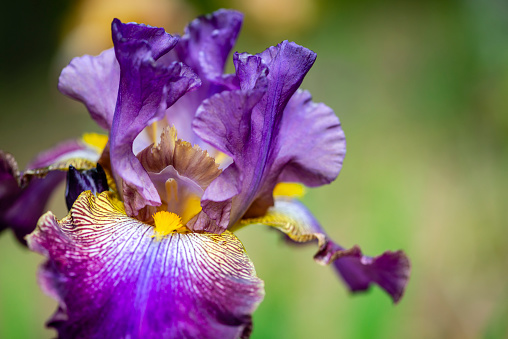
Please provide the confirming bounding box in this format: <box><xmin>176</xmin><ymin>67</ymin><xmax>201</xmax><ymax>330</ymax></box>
<box><xmin>1</xmin><ymin>0</ymin><xmax>507</xmax><ymax>338</ymax></box>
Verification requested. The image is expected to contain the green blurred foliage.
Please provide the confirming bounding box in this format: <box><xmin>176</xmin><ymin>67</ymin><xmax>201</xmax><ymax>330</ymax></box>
<box><xmin>1</xmin><ymin>0</ymin><xmax>507</xmax><ymax>338</ymax></box>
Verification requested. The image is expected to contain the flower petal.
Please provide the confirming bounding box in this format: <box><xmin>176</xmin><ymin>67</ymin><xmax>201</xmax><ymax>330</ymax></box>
<box><xmin>26</xmin><ymin>138</ymin><xmax>101</xmax><ymax>171</ymax></box>
<box><xmin>109</xmin><ymin>19</ymin><xmax>200</xmax><ymax>217</ymax></box>
<box><xmin>276</xmin><ymin>89</ymin><xmax>346</xmax><ymax>187</ymax></box>
<box><xmin>176</xmin><ymin>9</ymin><xmax>243</xmax><ymax>84</ymax></box>
<box><xmin>236</xmin><ymin>198</ymin><xmax>410</xmax><ymax>303</ymax></box>
<box><xmin>58</xmin><ymin>48</ymin><xmax>119</xmax><ymax>129</ymax></box>
<box><xmin>164</xmin><ymin>9</ymin><xmax>243</xmax><ymax>146</ymax></box>
<box><xmin>27</xmin><ymin>191</ymin><xmax>264</xmax><ymax>338</ymax></box>
<box><xmin>194</xmin><ymin>41</ymin><xmax>321</xmax><ymax>227</ymax></box>
<box><xmin>1</xmin><ymin>138</ymin><xmax>102</xmax><ymax>244</ymax></box>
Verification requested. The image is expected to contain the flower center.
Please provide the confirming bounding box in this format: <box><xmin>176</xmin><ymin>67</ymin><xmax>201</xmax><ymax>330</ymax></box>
<box><xmin>152</xmin><ymin>211</ymin><xmax>186</xmax><ymax>240</ymax></box>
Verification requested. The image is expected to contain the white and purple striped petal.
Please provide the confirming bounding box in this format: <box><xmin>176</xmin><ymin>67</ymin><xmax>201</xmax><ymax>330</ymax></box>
<box><xmin>28</xmin><ymin>191</ymin><xmax>265</xmax><ymax>339</ymax></box>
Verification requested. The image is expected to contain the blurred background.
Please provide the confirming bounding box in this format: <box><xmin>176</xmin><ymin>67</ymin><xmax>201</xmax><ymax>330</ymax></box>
<box><xmin>1</xmin><ymin>0</ymin><xmax>507</xmax><ymax>338</ymax></box>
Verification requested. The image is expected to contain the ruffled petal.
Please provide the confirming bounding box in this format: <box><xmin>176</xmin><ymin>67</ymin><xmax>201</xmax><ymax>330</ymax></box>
<box><xmin>193</xmin><ymin>88</ymin><xmax>263</xmax><ymax>232</ymax></box>
<box><xmin>236</xmin><ymin>198</ymin><xmax>410</xmax><ymax>303</ymax></box>
<box><xmin>109</xmin><ymin>19</ymin><xmax>200</xmax><ymax>217</ymax></box>
<box><xmin>194</xmin><ymin>41</ymin><xmax>320</xmax><ymax>227</ymax></box>
<box><xmin>27</xmin><ymin>191</ymin><xmax>265</xmax><ymax>339</ymax></box>
<box><xmin>276</xmin><ymin>89</ymin><xmax>346</xmax><ymax>187</ymax></box>
<box><xmin>58</xmin><ymin>48</ymin><xmax>119</xmax><ymax>129</ymax></box>
<box><xmin>176</xmin><ymin>9</ymin><xmax>243</xmax><ymax>84</ymax></box>
<box><xmin>164</xmin><ymin>9</ymin><xmax>243</xmax><ymax>146</ymax></box>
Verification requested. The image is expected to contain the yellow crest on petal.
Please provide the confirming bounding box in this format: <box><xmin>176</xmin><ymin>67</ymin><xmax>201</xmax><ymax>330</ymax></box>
<box><xmin>82</xmin><ymin>133</ymin><xmax>108</xmax><ymax>152</ymax></box>
<box><xmin>152</xmin><ymin>211</ymin><xmax>187</xmax><ymax>240</ymax></box>
<box><xmin>273</xmin><ymin>182</ymin><xmax>306</xmax><ymax>198</ymax></box>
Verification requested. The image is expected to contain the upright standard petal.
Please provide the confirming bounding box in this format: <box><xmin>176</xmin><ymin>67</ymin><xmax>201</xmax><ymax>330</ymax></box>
<box><xmin>236</xmin><ymin>198</ymin><xmax>410</xmax><ymax>303</ymax></box>
<box><xmin>28</xmin><ymin>191</ymin><xmax>265</xmax><ymax>339</ymax></box>
<box><xmin>109</xmin><ymin>19</ymin><xmax>200</xmax><ymax>217</ymax></box>
<box><xmin>176</xmin><ymin>9</ymin><xmax>243</xmax><ymax>83</ymax></box>
<box><xmin>164</xmin><ymin>9</ymin><xmax>243</xmax><ymax>146</ymax></box>
<box><xmin>58</xmin><ymin>48</ymin><xmax>119</xmax><ymax>130</ymax></box>
<box><xmin>275</xmin><ymin>90</ymin><xmax>346</xmax><ymax>187</ymax></box>
<box><xmin>194</xmin><ymin>41</ymin><xmax>344</xmax><ymax>230</ymax></box>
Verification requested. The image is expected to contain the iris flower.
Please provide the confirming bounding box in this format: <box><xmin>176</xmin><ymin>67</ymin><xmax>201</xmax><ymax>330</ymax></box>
<box><xmin>2</xmin><ymin>9</ymin><xmax>410</xmax><ymax>338</ymax></box>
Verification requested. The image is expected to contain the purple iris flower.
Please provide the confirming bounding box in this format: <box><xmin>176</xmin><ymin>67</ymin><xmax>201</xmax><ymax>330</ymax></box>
<box><xmin>6</xmin><ymin>9</ymin><xmax>410</xmax><ymax>338</ymax></box>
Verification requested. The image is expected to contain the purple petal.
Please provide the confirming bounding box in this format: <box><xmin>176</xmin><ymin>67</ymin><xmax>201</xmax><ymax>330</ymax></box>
<box><xmin>58</xmin><ymin>48</ymin><xmax>119</xmax><ymax>129</ymax></box>
<box><xmin>26</xmin><ymin>139</ymin><xmax>100</xmax><ymax>170</ymax></box>
<box><xmin>1</xmin><ymin>140</ymin><xmax>101</xmax><ymax>244</ymax></box>
<box><xmin>194</xmin><ymin>41</ymin><xmax>319</xmax><ymax>227</ymax></box>
<box><xmin>1</xmin><ymin>170</ymin><xmax>64</xmax><ymax>244</ymax></box>
<box><xmin>27</xmin><ymin>192</ymin><xmax>264</xmax><ymax>338</ymax></box>
<box><xmin>329</xmin><ymin>246</ymin><xmax>410</xmax><ymax>303</ymax></box>
<box><xmin>193</xmin><ymin>88</ymin><xmax>264</xmax><ymax>232</ymax></box>
<box><xmin>112</xmin><ymin>19</ymin><xmax>178</xmax><ymax>60</ymax></box>
<box><xmin>163</xmin><ymin>9</ymin><xmax>243</xmax><ymax>146</ymax></box>
<box><xmin>194</xmin><ymin>164</ymin><xmax>241</xmax><ymax>233</ymax></box>
<box><xmin>176</xmin><ymin>9</ymin><xmax>243</xmax><ymax>83</ymax></box>
<box><xmin>236</xmin><ymin>198</ymin><xmax>410</xmax><ymax>303</ymax></box>
<box><xmin>276</xmin><ymin>89</ymin><xmax>346</xmax><ymax>187</ymax></box>
<box><xmin>109</xmin><ymin>19</ymin><xmax>200</xmax><ymax>216</ymax></box>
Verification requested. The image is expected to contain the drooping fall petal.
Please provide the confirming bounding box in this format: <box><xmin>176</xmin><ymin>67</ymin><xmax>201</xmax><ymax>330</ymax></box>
<box><xmin>27</xmin><ymin>191</ymin><xmax>265</xmax><ymax>339</ymax></box>
<box><xmin>236</xmin><ymin>198</ymin><xmax>410</xmax><ymax>303</ymax></box>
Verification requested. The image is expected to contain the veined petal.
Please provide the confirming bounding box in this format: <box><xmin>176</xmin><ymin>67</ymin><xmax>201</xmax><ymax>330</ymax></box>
<box><xmin>276</xmin><ymin>90</ymin><xmax>346</xmax><ymax>187</ymax></box>
<box><xmin>27</xmin><ymin>191</ymin><xmax>264</xmax><ymax>339</ymax></box>
<box><xmin>110</xmin><ymin>19</ymin><xmax>200</xmax><ymax>217</ymax></box>
<box><xmin>236</xmin><ymin>198</ymin><xmax>410</xmax><ymax>303</ymax></box>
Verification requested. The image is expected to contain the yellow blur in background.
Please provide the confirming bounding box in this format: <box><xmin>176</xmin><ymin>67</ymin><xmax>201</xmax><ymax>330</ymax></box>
<box><xmin>1</xmin><ymin>0</ymin><xmax>507</xmax><ymax>338</ymax></box>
